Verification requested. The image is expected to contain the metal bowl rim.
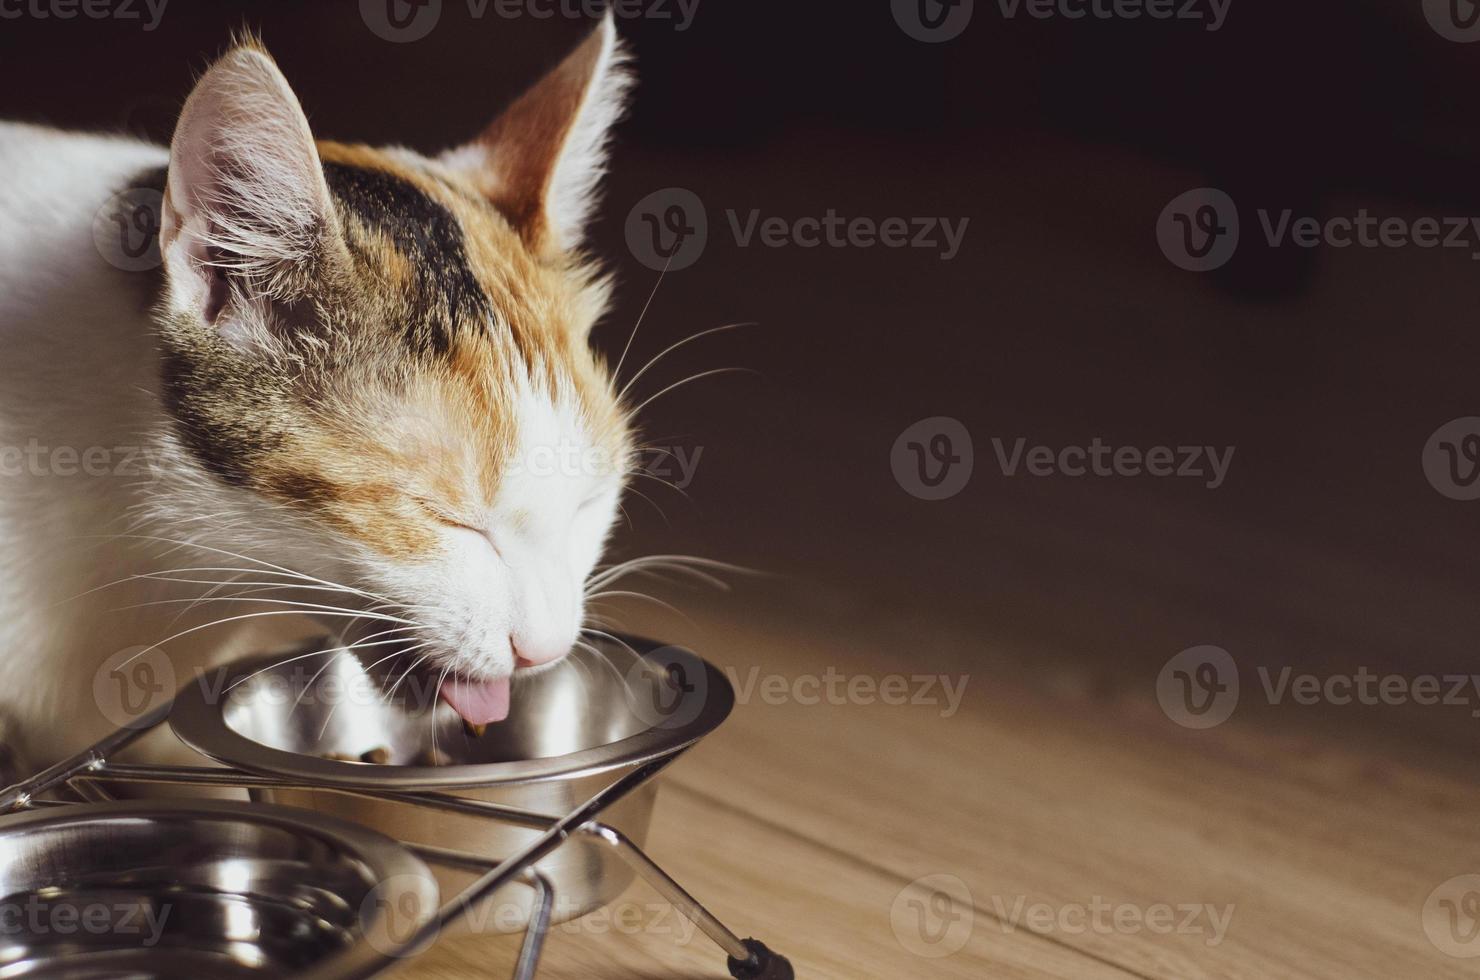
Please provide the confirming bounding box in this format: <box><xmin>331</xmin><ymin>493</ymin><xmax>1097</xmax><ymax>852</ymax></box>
<box><xmin>167</xmin><ymin>635</ymin><xmax>735</xmax><ymax>790</ymax></box>
<box><xmin>0</xmin><ymin>798</ymin><xmax>439</xmax><ymax>974</ymax></box>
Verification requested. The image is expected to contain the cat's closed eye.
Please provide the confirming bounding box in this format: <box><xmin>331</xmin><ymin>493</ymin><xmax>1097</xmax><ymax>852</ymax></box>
<box><xmin>413</xmin><ymin>498</ymin><xmax>483</xmax><ymax>533</ymax></box>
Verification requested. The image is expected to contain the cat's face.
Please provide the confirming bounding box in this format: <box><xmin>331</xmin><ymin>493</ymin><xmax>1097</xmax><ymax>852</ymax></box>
<box><xmin>151</xmin><ymin>20</ymin><xmax>634</xmax><ymax>723</ymax></box>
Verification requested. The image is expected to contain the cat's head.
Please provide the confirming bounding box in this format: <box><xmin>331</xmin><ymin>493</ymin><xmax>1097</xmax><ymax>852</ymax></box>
<box><xmin>150</xmin><ymin>18</ymin><xmax>635</xmax><ymax>723</ymax></box>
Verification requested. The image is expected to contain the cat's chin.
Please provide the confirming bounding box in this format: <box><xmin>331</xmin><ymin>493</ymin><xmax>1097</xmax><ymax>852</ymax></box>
<box><xmin>438</xmin><ymin>674</ymin><xmax>512</xmax><ymax>726</ymax></box>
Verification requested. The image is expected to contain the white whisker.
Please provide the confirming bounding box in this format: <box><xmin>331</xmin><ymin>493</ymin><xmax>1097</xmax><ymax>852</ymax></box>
<box><xmin>617</xmin><ymin>321</ymin><xmax>753</xmax><ymax>402</ymax></box>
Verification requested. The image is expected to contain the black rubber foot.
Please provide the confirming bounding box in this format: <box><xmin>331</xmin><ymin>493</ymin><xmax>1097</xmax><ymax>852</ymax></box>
<box><xmin>728</xmin><ymin>938</ymin><xmax>795</xmax><ymax>980</ymax></box>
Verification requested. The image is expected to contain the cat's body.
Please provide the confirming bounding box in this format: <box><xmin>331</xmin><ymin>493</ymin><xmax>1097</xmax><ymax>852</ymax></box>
<box><xmin>0</xmin><ymin>126</ymin><xmax>180</xmax><ymax>760</ymax></box>
<box><xmin>0</xmin><ymin>19</ymin><xmax>637</xmax><ymax>770</ymax></box>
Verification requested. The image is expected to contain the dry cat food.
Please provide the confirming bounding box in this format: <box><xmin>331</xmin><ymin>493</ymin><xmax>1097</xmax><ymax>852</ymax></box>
<box><xmin>318</xmin><ymin>748</ymin><xmax>392</xmax><ymax>764</ymax></box>
<box><xmin>319</xmin><ymin>746</ymin><xmax>455</xmax><ymax>766</ymax></box>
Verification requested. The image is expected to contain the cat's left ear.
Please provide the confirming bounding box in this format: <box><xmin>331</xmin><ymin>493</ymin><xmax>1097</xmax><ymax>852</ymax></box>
<box><xmin>439</xmin><ymin>12</ymin><xmax>632</xmax><ymax>258</ymax></box>
<box><xmin>160</xmin><ymin>41</ymin><xmax>339</xmax><ymax>345</ymax></box>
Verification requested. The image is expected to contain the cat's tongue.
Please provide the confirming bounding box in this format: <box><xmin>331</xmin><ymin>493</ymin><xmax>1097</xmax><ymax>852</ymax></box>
<box><xmin>440</xmin><ymin>675</ymin><xmax>511</xmax><ymax>725</ymax></box>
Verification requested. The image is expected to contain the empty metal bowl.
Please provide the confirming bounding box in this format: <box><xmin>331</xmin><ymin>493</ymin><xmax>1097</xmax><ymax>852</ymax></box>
<box><xmin>168</xmin><ymin>634</ymin><xmax>733</xmax><ymax>929</ymax></box>
<box><xmin>0</xmin><ymin>799</ymin><xmax>437</xmax><ymax>978</ymax></box>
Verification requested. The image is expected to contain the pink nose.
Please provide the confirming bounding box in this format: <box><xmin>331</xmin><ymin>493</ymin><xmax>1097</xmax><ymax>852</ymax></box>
<box><xmin>511</xmin><ymin>636</ymin><xmax>569</xmax><ymax>668</ymax></box>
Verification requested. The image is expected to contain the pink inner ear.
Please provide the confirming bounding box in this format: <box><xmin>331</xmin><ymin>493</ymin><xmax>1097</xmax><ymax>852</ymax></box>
<box><xmin>476</xmin><ymin>30</ymin><xmax>601</xmax><ymax>228</ymax></box>
<box><xmin>200</xmin><ymin>243</ymin><xmax>229</xmax><ymax>325</ymax></box>
<box><xmin>160</xmin><ymin>45</ymin><xmax>334</xmax><ymax>333</ymax></box>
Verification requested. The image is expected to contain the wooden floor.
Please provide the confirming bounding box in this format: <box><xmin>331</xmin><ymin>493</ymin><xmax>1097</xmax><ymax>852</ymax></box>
<box><xmin>394</xmin><ymin>587</ymin><xmax>1480</xmax><ymax>980</ymax></box>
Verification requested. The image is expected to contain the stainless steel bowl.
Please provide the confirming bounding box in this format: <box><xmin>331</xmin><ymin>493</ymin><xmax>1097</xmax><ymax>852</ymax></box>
<box><xmin>0</xmin><ymin>800</ymin><xmax>437</xmax><ymax>978</ymax></box>
<box><xmin>168</xmin><ymin>635</ymin><xmax>733</xmax><ymax>929</ymax></box>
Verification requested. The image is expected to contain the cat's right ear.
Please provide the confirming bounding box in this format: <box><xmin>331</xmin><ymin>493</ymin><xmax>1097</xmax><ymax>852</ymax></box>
<box><xmin>160</xmin><ymin>42</ymin><xmax>337</xmax><ymax>348</ymax></box>
<box><xmin>437</xmin><ymin>13</ymin><xmax>631</xmax><ymax>259</ymax></box>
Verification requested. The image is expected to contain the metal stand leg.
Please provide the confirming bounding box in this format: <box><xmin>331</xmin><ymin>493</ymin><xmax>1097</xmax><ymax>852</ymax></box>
<box><xmin>581</xmin><ymin>823</ymin><xmax>795</xmax><ymax>980</ymax></box>
<box><xmin>0</xmin><ymin>703</ymin><xmax>170</xmax><ymax>810</ymax></box>
<box><xmin>406</xmin><ymin>845</ymin><xmax>556</xmax><ymax>980</ymax></box>
<box><xmin>512</xmin><ymin>873</ymin><xmax>553</xmax><ymax>980</ymax></box>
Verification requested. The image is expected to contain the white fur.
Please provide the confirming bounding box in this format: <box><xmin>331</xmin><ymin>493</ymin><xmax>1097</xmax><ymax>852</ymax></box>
<box><xmin>544</xmin><ymin>14</ymin><xmax>633</xmax><ymax>252</ymax></box>
<box><xmin>0</xmin><ymin>123</ymin><xmax>324</xmax><ymax>768</ymax></box>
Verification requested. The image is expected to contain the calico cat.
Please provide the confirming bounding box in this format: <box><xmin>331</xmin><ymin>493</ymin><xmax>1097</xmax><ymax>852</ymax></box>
<box><xmin>0</xmin><ymin>14</ymin><xmax>637</xmax><ymax>769</ymax></box>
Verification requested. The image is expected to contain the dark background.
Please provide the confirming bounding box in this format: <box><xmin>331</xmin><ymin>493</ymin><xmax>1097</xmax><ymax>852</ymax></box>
<box><xmin>4</xmin><ymin>0</ymin><xmax>1480</xmax><ymax>714</ymax></box>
